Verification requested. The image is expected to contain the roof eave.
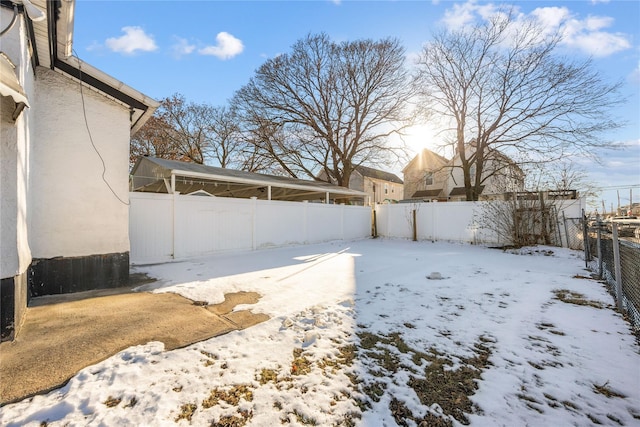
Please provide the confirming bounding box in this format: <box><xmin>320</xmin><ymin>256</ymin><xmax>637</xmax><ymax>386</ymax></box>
<box><xmin>42</xmin><ymin>0</ymin><xmax>159</xmax><ymax>133</ymax></box>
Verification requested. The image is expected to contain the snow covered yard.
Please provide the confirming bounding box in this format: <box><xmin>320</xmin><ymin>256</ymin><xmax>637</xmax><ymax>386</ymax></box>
<box><xmin>2</xmin><ymin>239</ymin><xmax>639</xmax><ymax>426</ymax></box>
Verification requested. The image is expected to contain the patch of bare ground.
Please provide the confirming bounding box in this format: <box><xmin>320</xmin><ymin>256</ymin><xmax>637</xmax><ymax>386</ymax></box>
<box><xmin>553</xmin><ymin>289</ymin><xmax>606</xmax><ymax>309</ymax></box>
<box><xmin>172</xmin><ymin>327</ymin><xmax>496</xmax><ymax>425</ymax></box>
<box><xmin>210</xmin><ymin>409</ymin><xmax>252</xmax><ymax>427</ymax></box>
<box><xmin>174</xmin><ymin>344</ymin><xmax>361</xmax><ymax>426</ymax></box>
<box><xmin>356</xmin><ymin>330</ymin><xmax>494</xmax><ymax>425</ymax></box>
<box><xmin>593</xmin><ymin>381</ymin><xmax>626</xmax><ymax>399</ymax></box>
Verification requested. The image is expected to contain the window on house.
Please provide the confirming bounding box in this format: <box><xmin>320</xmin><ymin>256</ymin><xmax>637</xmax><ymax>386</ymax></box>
<box><xmin>425</xmin><ymin>173</ymin><xmax>433</xmax><ymax>186</ymax></box>
<box><xmin>384</xmin><ymin>183</ymin><xmax>389</xmax><ymax>194</ymax></box>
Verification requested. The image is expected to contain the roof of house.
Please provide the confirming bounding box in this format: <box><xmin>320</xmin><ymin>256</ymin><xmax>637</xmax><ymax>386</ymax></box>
<box><xmin>402</xmin><ymin>149</ymin><xmax>449</xmax><ymax>173</ymax></box>
<box><xmin>411</xmin><ymin>189</ymin><xmax>443</xmax><ymax>198</ymax></box>
<box><xmin>355</xmin><ymin>165</ymin><xmax>403</xmax><ymax>184</ymax></box>
<box><xmin>449</xmin><ymin>186</ymin><xmax>485</xmax><ymax>197</ymax></box>
<box><xmin>22</xmin><ymin>0</ymin><xmax>159</xmax><ymax>133</ymax></box>
<box><xmin>131</xmin><ymin>157</ymin><xmax>367</xmax><ymax>202</ymax></box>
<box><xmin>453</xmin><ymin>141</ymin><xmax>524</xmax><ymax>177</ymax></box>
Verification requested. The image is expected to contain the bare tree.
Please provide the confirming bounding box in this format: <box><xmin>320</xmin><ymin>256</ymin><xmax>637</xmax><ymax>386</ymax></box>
<box><xmin>207</xmin><ymin>106</ymin><xmax>244</xmax><ymax>169</ymax></box>
<box><xmin>157</xmin><ymin>93</ymin><xmax>210</xmax><ymax>164</ymax></box>
<box><xmin>131</xmin><ymin>94</ymin><xmax>248</xmax><ymax>169</ymax></box>
<box><xmin>523</xmin><ymin>160</ymin><xmax>600</xmax><ymax>205</ymax></box>
<box><xmin>415</xmin><ymin>10</ymin><xmax>624</xmax><ymax>201</ymax></box>
<box><xmin>130</xmin><ymin>115</ymin><xmax>181</xmax><ymax>168</ymax></box>
<box><xmin>232</xmin><ymin>33</ymin><xmax>414</xmax><ymax>186</ymax></box>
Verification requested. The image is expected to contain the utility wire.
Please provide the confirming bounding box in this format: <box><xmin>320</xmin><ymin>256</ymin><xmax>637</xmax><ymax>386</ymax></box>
<box><xmin>74</xmin><ymin>50</ymin><xmax>129</xmax><ymax>206</ymax></box>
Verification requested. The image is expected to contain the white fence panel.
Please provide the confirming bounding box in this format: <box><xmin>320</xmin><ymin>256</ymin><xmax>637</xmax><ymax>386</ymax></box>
<box><xmin>376</xmin><ymin>202</ymin><xmax>496</xmax><ymax>244</ymax></box>
<box><xmin>129</xmin><ymin>193</ymin><xmax>173</xmax><ymax>263</ymax></box>
<box><xmin>377</xmin><ymin>204</ymin><xmax>414</xmax><ymax>239</ymax></box>
<box><xmin>375</xmin><ymin>199</ymin><xmax>584</xmax><ymax>246</ymax></box>
<box><xmin>174</xmin><ymin>196</ymin><xmax>254</xmax><ymax>258</ymax></box>
<box><xmin>343</xmin><ymin>205</ymin><xmax>372</xmax><ymax>240</ymax></box>
<box><xmin>307</xmin><ymin>204</ymin><xmax>343</xmax><ymax>242</ymax></box>
<box><xmin>130</xmin><ymin>193</ymin><xmax>373</xmax><ymax>264</ymax></box>
<box><xmin>255</xmin><ymin>200</ymin><xmax>306</xmax><ymax>248</ymax></box>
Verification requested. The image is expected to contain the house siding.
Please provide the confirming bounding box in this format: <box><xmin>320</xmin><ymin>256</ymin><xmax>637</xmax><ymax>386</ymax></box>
<box><xmin>23</xmin><ymin>68</ymin><xmax>132</xmax><ymax>299</ymax></box>
<box><xmin>318</xmin><ymin>167</ymin><xmax>402</xmax><ymax>205</ymax></box>
<box><xmin>0</xmin><ymin>8</ymin><xmax>35</xmax><ymax>341</ymax></box>
<box><xmin>446</xmin><ymin>156</ymin><xmax>524</xmax><ymax>200</ymax></box>
<box><xmin>30</xmin><ymin>68</ymin><xmax>131</xmax><ymax>258</ymax></box>
<box><xmin>402</xmin><ymin>149</ymin><xmax>448</xmax><ymax>200</ymax></box>
<box><xmin>403</xmin><ymin>148</ymin><xmax>524</xmax><ymax>202</ymax></box>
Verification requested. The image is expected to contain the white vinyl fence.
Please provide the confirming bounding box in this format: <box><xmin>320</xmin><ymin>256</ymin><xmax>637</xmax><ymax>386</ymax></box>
<box><xmin>129</xmin><ymin>193</ymin><xmax>372</xmax><ymax>264</ymax></box>
<box><xmin>374</xmin><ymin>199</ymin><xmax>585</xmax><ymax>247</ymax></box>
<box><xmin>129</xmin><ymin>194</ymin><xmax>585</xmax><ymax>264</ymax></box>
<box><xmin>375</xmin><ymin>202</ymin><xmax>496</xmax><ymax>244</ymax></box>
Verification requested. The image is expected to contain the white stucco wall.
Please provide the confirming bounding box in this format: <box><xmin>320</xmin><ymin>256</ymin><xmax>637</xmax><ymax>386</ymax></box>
<box><xmin>29</xmin><ymin>67</ymin><xmax>131</xmax><ymax>258</ymax></box>
<box><xmin>0</xmin><ymin>8</ymin><xmax>34</xmax><ymax>279</ymax></box>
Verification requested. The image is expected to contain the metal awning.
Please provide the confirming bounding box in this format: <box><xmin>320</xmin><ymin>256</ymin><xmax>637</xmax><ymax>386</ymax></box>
<box><xmin>130</xmin><ymin>157</ymin><xmax>367</xmax><ymax>203</ymax></box>
<box><xmin>0</xmin><ymin>53</ymin><xmax>29</xmax><ymax>118</ymax></box>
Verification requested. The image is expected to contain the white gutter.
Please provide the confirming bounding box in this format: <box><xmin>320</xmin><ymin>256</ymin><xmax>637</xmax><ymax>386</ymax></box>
<box><xmin>58</xmin><ymin>56</ymin><xmax>160</xmax><ymax>134</ymax></box>
<box><xmin>56</xmin><ymin>0</ymin><xmax>74</xmax><ymax>59</ymax></box>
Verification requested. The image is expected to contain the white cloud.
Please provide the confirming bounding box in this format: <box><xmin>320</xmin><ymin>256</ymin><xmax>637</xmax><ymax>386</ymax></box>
<box><xmin>562</xmin><ymin>29</ymin><xmax>631</xmax><ymax>57</ymax></box>
<box><xmin>440</xmin><ymin>1</ymin><xmax>632</xmax><ymax>58</ymax></box>
<box><xmin>170</xmin><ymin>37</ymin><xmax>196</xmax><ymax>59</ymax></box>
<box><xmin>531</xmin><ymin>6</ymin><xmax>571</xmax><ymax>30</ymax></box>
<box><xmin>552</xmin><ymin>14</ymin><xmax>631</xmax><ymax>57</ymax></box>
<box><xmin>85</xmin><ymin>41</ymin><xmax>103</xmax><ymax>52</ymax></box>
<box><xmin>440</xmin><ymin>1</ymin><xmax>505</xmax><ymax>30</ymax></box>
<box><xmin>105</xmin><ymin>26</ymin><xmax>157</xmax><ymax>55</ymax></box>
<box><xmin>630</xmin><ymin>61</ymin><xmax>640</xmax><ymax>84</ymax></box>
<box><xmin>441</xmin><ymin>1</ymin><xmax>478</xmax><ymax>29</ymax></box>
<box><xmin>590</xmin><ymin>0</ymin><xmax>611</xmax><ymax>4</ymax></box>
<box><xmin>198</xmin><ymin>32</ymin><xmax>244</xmax><ymax>60</ymax></box>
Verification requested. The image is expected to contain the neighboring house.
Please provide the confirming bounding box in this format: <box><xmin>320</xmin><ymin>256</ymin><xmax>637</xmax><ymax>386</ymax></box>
<box><xmin>402</xmin><ymin>148</ymin><xmax>449</xmax><ymax>201</ymax></box>
<box><xmin>403</xmin><ymin>145</ymin><xmax>524</xmax><ymax>202</ymax></box>
<box><xmin>444</xmin><ymin>143</ymin><xmax>525</xmax><ymax>201</ymax></box>
<box><xmin>318</xmin><ymin>165</ymin><xmax>403</xmax><ymax>205</ymax></box>
<box><xmin>1</xmin><ymin>0</ymin><xmax>158</xmax><ymax>341</ymax></box>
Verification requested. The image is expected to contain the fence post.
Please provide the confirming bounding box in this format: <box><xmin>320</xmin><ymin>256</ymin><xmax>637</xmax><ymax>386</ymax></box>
<box><xmin>539</xmin><ymin>191</ymin><xmax>549</xmax><ymax>244</ymax></box>
<box><xmin>372</xmin><ymin>208</ymin><xmax>378</xmax><ymax>237</ymax></box>
<box><xmin>582</xmin><ymin>209</ymin><xmax>589</xmax><ymax>267</ymax></box>
<box><xmin>303</xmin><ymin>200</ymin><xmax>309</xmax><ymax>244</ymax></box>
<box><xmin>596</xmin><ymin>221</ymin><xmax>603</xmax><ymax>279</ymax></box>
<box><xmin>251</xmin><ymin>197</ymin><xmax>257</xmax><ymax>250</ymax></box>
<box><xmin>341</xmin><ymin>203</ymin><xmax>345</xmax><ymax>240</ymax></box>
<box><xmin>612</xmin><ymin>223</ymin><xmax>624</xmax><ymax>312</ymax></box>
<box><xmin>171</xmin><ymin>192</ymin><xmax>177</xmax><ymax>259</ymax></box>
<box><xmin>412</xmin><ymin>209</ymin><xmax>417</xmax><ymax>241</ymax></box>
<box><xmin>562</xmin><ymin>211</ymin><xmax>569</xmax><ymax>248</ymax></box>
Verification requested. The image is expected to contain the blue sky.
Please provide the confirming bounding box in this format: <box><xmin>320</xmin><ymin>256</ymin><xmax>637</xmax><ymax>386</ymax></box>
<box><xmin>73</xmin><ymin>0</ymin><xmax>639</xmax><ymax>212</ymax></box>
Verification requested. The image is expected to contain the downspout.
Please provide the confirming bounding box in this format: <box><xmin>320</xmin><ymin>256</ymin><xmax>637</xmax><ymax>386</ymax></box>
<box><xmin>47</xmin><ymin>0</ymin><xmax>59</xmax><ymax>70</ymax></box>
<box><xmin>23</xmin><ymin>6</ymin><xmax>38</xmax><ymax>73</ymax></box>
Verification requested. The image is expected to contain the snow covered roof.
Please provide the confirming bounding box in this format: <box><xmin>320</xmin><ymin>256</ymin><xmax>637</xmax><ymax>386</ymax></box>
<box><xmin>130</xmin><ymin>157</ymin><xmax>368</xmax><ymax>203</ymax></box>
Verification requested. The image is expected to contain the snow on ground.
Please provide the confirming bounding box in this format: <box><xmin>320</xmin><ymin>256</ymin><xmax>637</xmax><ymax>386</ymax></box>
<box><xmin>2</xmin><ymin>239</ymin><xmax>639</xmax><ymax>426</ymax></box>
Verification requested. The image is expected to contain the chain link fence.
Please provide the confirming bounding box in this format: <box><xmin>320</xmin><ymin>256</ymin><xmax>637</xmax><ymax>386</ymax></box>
<box><xmin>562</xmin><ymin>216</ymin><xmax>584</xmax><ymax>250</ymax></box>
<box><xmin>585</xmin><ymin>223</ymin><xmax>640</xmax><ymax>333</ymax></box>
